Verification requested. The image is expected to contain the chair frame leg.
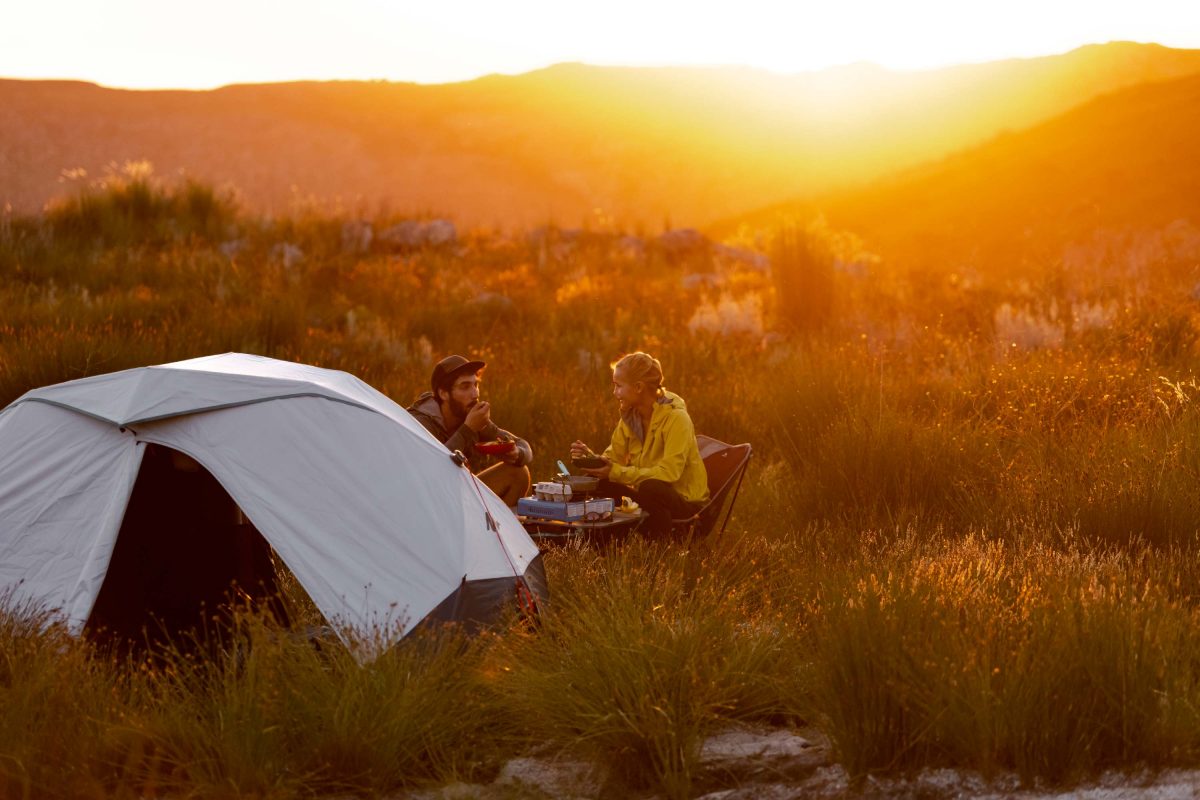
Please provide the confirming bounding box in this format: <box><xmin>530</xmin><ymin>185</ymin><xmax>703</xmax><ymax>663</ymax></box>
<box><xmin>715</xmin><ymin>460</ymin><xmax>750</xmax><ymax>539</ymax></box>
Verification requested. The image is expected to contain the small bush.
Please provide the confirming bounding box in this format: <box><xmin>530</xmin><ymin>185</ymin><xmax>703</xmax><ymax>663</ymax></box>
<box><xmin>0</xmin><ymin>597</ymin><xmax>137</xmax><ymax>799</ymax></box>
<box><xmin>141</xmin><ymin>613</ymin><xmax>505</xmax><ymax>797</ymax></box>
<box><xmin>770</xmin><ymin>221</ymin><xmax>835</xmax><ymax>335</ymax></box>
<box><xmin>46</xmin><ymin>165</ymin><xmax>236</xmax><ymax>247</ymax></box>
<box><xmin>492</xmin><ymin>539</ymin><xmax>802</xmax><ymax>798</ymax></box>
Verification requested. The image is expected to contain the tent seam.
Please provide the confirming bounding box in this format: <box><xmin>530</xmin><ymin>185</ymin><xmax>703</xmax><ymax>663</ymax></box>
<box><xmin>8</xmin><ymin>393</ymin><xmax>382</xmax><ymax>426</ymax></box>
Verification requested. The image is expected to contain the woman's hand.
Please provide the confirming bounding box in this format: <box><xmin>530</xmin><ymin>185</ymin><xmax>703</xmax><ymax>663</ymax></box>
<box><xmin>571</xmin><ymin>439</ymin><xmax>607</xmax><ymax>475</ymax></box>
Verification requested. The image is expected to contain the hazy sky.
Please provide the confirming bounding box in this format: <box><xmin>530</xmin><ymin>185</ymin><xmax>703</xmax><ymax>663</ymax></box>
<box><xmin>4</xmin><ymin>0</ymin><xmax>1199</xmax><ymax>89</ymax></box>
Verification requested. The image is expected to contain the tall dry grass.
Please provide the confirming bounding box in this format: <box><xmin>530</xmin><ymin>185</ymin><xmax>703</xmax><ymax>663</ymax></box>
<box><xmin>4</xmin><ymin>176</ymin><xmax>1200</xmax><ymax>795</ymax></box>
<box><xmin>808</xmin><ymin>532</ymin><xmax>1200</xmax><ymax>781</ymax></box>
<box><xmin>0</xmin><ymin>597</ymin><xmax>136</xmax><ymax>799</ymax></box>
<box><xmin>490</xmin><ymin>537</ymin><xmax>804</xmax><ymax>798</ymax></box>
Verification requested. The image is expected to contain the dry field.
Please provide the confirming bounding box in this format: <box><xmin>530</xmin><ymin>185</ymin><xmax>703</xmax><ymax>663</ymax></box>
<box><xmin>4</xmin><ymin>173</ymin><xmax>1200</xmax><ymax>798</ymax></box>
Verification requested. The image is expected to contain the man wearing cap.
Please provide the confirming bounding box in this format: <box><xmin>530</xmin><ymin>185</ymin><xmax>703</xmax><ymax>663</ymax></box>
<box><xmin>407</xmin><ymin>355</ymin><xmax>533</xmax><ymax>505</ymax></box>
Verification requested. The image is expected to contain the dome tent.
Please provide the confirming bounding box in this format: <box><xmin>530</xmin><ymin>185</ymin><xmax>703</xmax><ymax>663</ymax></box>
<box><xmin>0</xmin><ymin>353</ymin><xmax>546</xmax><ymax>648</ymax></box>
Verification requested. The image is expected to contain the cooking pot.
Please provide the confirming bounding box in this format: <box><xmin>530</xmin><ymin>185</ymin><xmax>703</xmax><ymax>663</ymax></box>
<box><xmin>557</xmin><ymin>474</ymin><xmax>599</xmax><ymax>494</ymax></box>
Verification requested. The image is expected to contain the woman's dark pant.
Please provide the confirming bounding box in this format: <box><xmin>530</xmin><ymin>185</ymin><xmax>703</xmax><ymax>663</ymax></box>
<box><xmin>595</xmin><ymin>479</ymin><xmax>701</xmax><ymax>537</ymax></box>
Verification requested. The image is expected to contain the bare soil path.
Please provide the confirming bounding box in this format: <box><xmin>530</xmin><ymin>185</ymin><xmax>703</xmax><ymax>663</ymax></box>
<box><xmin>395</xmin><ymin>725</ymin><xmax>1200</xmax><ymax>799</ymax></box>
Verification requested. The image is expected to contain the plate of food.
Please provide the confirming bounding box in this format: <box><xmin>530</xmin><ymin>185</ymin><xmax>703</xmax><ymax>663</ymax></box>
<box><xmin>476</xmin><ymin>439</ymin><xmax>516</xmax><ymax>455</ymax></box>
<box><xmin>571</xmin><ymin>455</ymin><xmax>607</xmax><ymax>469</ymax></box>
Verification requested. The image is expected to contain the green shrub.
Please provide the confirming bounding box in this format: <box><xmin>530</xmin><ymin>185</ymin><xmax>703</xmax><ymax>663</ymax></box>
<box><xmin>769</xmin><ymin>221</ymin><xmax>835</xmax><ymax>335</ymax></box>
<box><xmin>492</xmin><ymin>539</ymin><xmax>802</xmax><ymax>798</ymax></box>
<box><xmin>809</xmin><ymin>535</ymin><xmax>1200</xmax><ymax>780</ymax></box>
<box><xmin>46</xmin><ymin>167</ymin><xmax>236</xmax><ymax>248</ymax></box>
<box><xmin>0</xmin><ymin>597</ymin><xmax>141</xmax><ymax>799</ymax></box>
<box><xmin>140</xmin><ymin>612</ymin><xmax>506</xmax><ymax>797</ymax></box>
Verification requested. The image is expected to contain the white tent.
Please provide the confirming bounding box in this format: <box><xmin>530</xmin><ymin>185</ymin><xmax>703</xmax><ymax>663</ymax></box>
<box><xmin>0</xmin><ymin>353</ymin><xmax>546</xmax><ymax>644</ymax></box>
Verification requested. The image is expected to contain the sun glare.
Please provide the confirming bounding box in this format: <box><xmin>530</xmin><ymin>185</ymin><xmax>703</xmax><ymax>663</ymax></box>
<box><xmin>1</xmin><ymin>0</ymin><xmax>1197</xmax><ymax>88</ymax></box>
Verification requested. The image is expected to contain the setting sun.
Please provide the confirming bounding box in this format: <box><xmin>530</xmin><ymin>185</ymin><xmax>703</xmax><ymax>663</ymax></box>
<box><xmin>3</xmin><ymin>0</ymin><xmax>1198</xmax><ymax>88</ymax></box>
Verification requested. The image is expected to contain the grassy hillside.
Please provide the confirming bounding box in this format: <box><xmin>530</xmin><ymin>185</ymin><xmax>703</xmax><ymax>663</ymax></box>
<box><xmin>6</xmin><ymin>174</ymin><xmax>1200</xmax><ymax>796</ymax></box>
<box><xmin>850</xmin><ymin>70</ymin><xmax>1200</xmax><ymax>279</ymax></box>
<box><xmin>734</xmin><ymin>70</ymin><xmax>1200</xmax><ymax>291</ymax></box>
<box><xmin>3</xmin><ymin>42</ymin><xmax>1199</xmax><ymax>227</ymax></box>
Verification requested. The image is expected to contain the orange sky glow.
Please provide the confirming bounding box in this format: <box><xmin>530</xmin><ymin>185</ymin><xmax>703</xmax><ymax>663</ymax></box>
<box><xmin>3</xmin><ymin>0</ymin><xmax>1199</xmax><ymax>89</ymax></box>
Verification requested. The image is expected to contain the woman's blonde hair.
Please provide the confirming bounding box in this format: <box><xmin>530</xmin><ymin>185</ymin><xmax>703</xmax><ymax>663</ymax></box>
<box><xmin>611</xmin><ymin>351</ymin><xmax>664</xmax><ymax>396</ymax></box>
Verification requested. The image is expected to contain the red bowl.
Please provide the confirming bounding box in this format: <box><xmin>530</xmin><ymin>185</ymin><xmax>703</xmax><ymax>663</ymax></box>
<box><xmin>476</xmin><ymin>440</ymin><xmax>516</xmax><ymax>455</ymax></box>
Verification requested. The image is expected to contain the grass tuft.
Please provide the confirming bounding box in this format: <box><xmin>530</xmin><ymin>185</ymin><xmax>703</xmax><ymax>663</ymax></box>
<box><xmin>492</xmin><ymin>538</ymin><xmax>803</xmax><ymax>798</ymax></box>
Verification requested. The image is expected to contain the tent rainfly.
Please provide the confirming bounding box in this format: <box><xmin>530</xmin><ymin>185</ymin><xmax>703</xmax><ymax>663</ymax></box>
<box><xmin>0</xmin><ymin>353</ymin><xmax>547</xmax><ymax>645</ymax></box>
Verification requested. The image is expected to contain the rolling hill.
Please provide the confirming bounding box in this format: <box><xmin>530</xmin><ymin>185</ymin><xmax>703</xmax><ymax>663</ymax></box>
<box><xmin>739</xmin><ymin>70</ymin><xmax>1200</xmax><ymax>282</ymax></box>
<box><xmin>2</xmin><ymin>42</ymin><xmax>1199</xmax><ymax>227</ymax></box>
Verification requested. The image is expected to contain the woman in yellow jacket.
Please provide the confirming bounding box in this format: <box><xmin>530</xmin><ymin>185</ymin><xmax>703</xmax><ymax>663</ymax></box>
<box><xmin>572</xmin><ymin>352</ymin><xmax>708</xmax><ymax>537</ymax></box>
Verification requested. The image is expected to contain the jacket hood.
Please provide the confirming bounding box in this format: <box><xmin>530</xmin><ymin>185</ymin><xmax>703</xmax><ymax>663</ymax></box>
<box><xmin>622</xmin><ymin>389</ymin><xmax>685</xmax><ymax>441</ymax></box>
<box><xmin>659</xmin><ymin>389</ymin><xmax>686</xmax><ymax>412</ymax></box>
<box><xmin>412</xmin><ymin>391</ymin><xmax>441</xmax><ymax>416</ymax></box>
<box><xmin>651</xmin><ymin>390</ymin><xmax>687</xmax><ymax>428</ymax></box>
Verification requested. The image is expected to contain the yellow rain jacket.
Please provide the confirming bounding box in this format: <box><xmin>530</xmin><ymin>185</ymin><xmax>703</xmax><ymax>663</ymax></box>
<box><xmin>603</xmin><ymin>390</ymin><xmax>709</xmax><ymax>504</ymax></box>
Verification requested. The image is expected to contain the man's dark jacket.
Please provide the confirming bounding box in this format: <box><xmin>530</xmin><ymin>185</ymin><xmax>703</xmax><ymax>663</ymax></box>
<box><xmin>407</xmin><ymin>391</ymin><xmax>533</xmax><ymax>474</ymax></box>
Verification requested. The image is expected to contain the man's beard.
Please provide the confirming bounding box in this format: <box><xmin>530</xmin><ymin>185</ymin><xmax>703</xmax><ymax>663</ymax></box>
<box><xmin>449</xmin><ymin>397</ymin><xmax>476</xmax><ymax>421</ymax></box>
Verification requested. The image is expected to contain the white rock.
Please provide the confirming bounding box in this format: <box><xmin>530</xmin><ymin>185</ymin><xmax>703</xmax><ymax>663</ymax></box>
<box><xmin>700</xmin><ymin>728</ymin><xmax>812</xmax><ymax>765</ymax></box>
<box><xmin>398</xmin><ymin>782</ymin><xmax>491</xmax><ymax>800</ymax></box>
<box><xmin>379</xmin><ymin>219</ymin><xmax>456</xmax><ymax>248</ymax></box>
<box><xmin>659</xmin><ymin>228</ymin><xmax>709</xmax><ymax>255</ymax></box>
<box><xmin>695</xmin><ymin>785</ymin><xmax>800</xmax><ymax>800</ymax></box>
<box><xmin>423</xmin><ymin>219</ymin><xmax>457</xmax><ymax>246</ymax></box>
<box><xmin>796</xmin><ymin>765</ymin><xmax>849</xmax><ymax>796</ymax></box>
<box><xmin>269</xmin><ymin>242</ymin><xmax>304</xmax><ymax>269</ymax></box>
<box><xmin>617</xmin><ymin>235</ymin><xmax>646</xmax><ymax>258</ymax></box>
<box><xmin>380</xmin><ymin>220</ymin><xmax>424</xmax><ymax>248</ymax></box>
<box><xmin>682</xmin><ymin>272</ymin><xmax>724</xmax><ymax>290</ymax></box>
<box><xmin>495</xmin><ymin>757</ymin><xmax>605</xmax><ymax>799</ymax></box>
<box><xmin>340</xmin><ymin>220</ymin><xmax>373</xmax><ymax>254</ymax></box>
<box><xmin>713</xmin><ymin>243</ymin><xmax>769</xmax><ymax>271</ymax></box>
<box><xmin>468</xmin><ymin>291</ymin><xmax>514</xmax><ymax>311</ymax></box>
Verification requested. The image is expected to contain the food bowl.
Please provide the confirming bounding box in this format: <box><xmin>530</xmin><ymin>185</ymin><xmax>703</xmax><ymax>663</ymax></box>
<box><xmin>475</xmin><ymin>439</ymin><xmax>516</xmax><ymax>455</ymax></box>
<box><xmin>571</xmin><ymin>455</ymin><xmax>607</xmax><ymax>469</ymax></box>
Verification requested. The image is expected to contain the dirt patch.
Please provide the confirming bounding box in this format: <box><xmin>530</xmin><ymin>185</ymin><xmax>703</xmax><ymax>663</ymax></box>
<box><xmin>393</xmin><ymin>727</ymin><xmax>1200</xmax><ymax>799</ymax></box>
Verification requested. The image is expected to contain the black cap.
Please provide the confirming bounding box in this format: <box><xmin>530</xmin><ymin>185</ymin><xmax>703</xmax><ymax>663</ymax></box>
<box><xmin>431</xmin><ymin>354</ymin><xmax>486</xmax><ymax>395</ymax></box>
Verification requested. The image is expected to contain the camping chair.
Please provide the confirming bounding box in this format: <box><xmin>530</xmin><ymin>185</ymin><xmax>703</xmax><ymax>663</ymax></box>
<box><xmin>669</xmin><ymin>435</ymin><xmax>753</xmax><ymax>541</ymax></box>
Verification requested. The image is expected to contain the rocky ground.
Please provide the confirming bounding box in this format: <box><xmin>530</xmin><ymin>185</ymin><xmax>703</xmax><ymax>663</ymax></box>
<box><xmin>396</xmin><ymin>725</ymin><xmax>1200</xmax><ymax>800</ymax></box>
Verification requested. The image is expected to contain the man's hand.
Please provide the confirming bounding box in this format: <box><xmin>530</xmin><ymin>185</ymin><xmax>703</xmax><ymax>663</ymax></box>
<box><xmin>464</xmin><ymin>400</ymin><xmax>491</xmax><ymax>432</ymax></box>
<box><xmin>499</xmin><ymin>446</ymin><xmax>521</xmax><ymax>465</ymax></box>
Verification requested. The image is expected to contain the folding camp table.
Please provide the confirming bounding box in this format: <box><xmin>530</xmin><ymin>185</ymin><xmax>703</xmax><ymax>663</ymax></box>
<box><xmin>519</xmin><ymin>508</ymin><xmax>647</xmax><ymax>546</ymax></box>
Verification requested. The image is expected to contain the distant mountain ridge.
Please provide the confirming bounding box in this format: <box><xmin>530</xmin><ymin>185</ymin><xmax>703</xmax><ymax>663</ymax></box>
<box><xmin>2</xmin><ymin>42</ymin><xmax>1199</xmax><ymax>227</ymax></box>
<box><xmin>733</xmin><ymin>69</ymin><xmax>1200</xmax><ymax>280</ymax></box>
